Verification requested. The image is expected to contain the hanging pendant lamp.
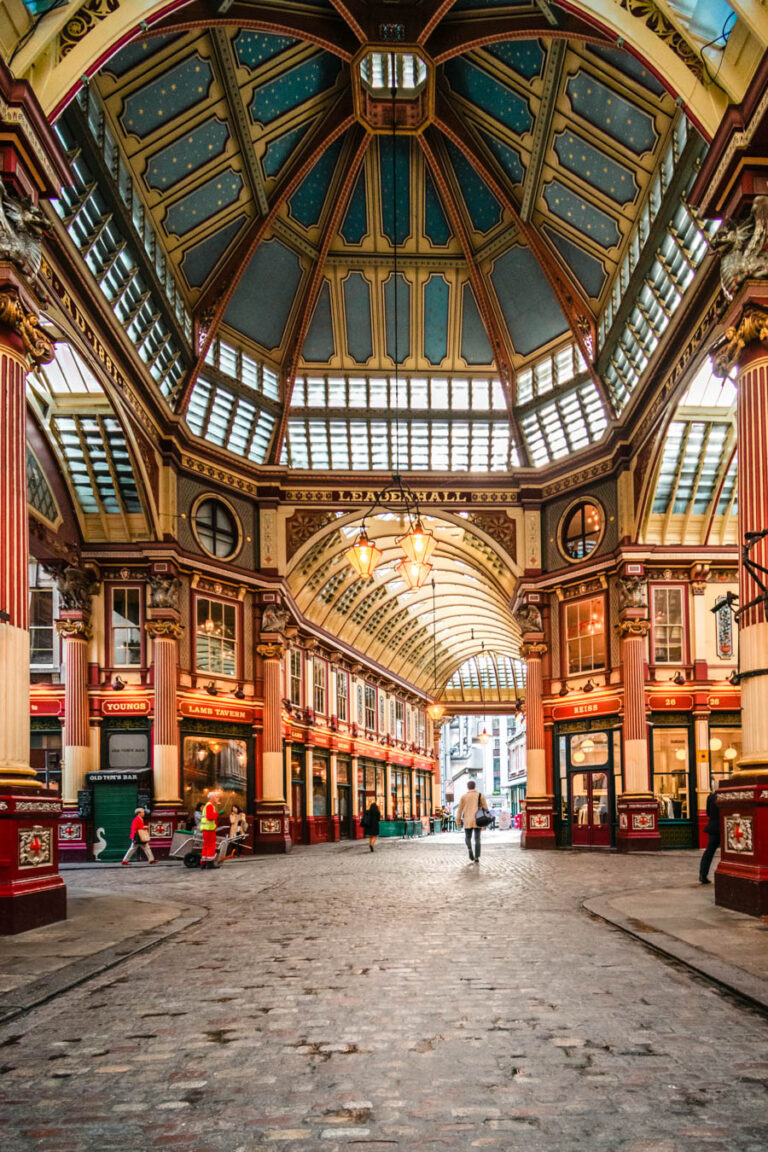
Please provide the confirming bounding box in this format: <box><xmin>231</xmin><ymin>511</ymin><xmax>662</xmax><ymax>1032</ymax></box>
<box><xmin>345</xmin><ymin>527</ymin><xmax>383</xmax><ymax>579</ymax></box>
<box><xmin>396</xmin><ymin>555</ymin><xmax>433</xmax><ymax>590</ymax></box>
<box><xmin>398</xmin><ymin>517</ymin><xmax>436</xmax><ymax>566</ymax></box>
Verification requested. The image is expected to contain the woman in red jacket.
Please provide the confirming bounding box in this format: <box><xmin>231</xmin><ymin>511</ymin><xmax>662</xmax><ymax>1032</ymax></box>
<box><xmin>122</xmin><ymin>808</ymin><xmax>155</xmax><ymax>865</ymax></box>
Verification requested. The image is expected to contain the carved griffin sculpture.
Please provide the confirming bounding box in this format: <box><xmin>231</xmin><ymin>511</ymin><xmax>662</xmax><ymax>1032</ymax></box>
<box><xmin>710</xmin><ymin>196</ymin><xmax>768</xmax><ymax>300</ymax></box>
<box><xmin>49</xmin><ymin>565</ymin><xmax>99</xmax><ymax>611</ymax></box>
<box><xmin>0</xmin><ymin>183</ymin><xmax>47</xmax><ymax>281</ymax></box>
<box><xmin>618</xmin><ymin>576</ymin><xmax>647</xmax><ymax>610</ymax></box>
<box><xmin>149</xmin><ymin>574</ymin><xmax>182</xmax><ymax>611</ymax></box>
<box><xmin>514</xmin><ymin>602</ymin><xmax>543</xmax><ymax>634</ymax></box>
<box><xmin>261</xmin><ymin>605</ymin><xmax>290</xmax><ymax>633</ymax></box>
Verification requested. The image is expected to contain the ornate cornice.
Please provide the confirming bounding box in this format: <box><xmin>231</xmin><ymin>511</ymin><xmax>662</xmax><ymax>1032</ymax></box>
<box><xmin>145</xmin><ymin>619</ymin><xmax>184</xmax><ymax>641</ymax></box>
<box><xmin>615</xmin><ymin>618</ymin><xmax>650</xmax><ymax>640</ymax></box>
<box><xmin>0</xmin><ymin>287</ymin><xmax>54</xmax><ymax>366</ymax></box>
<box><xmin>257</xmin><ymin>642</ymin><xmax>285</xmax><ymax>661</ymax></box>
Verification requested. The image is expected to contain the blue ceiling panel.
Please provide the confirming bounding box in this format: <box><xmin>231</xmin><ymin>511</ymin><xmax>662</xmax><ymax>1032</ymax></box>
<box><xmin>542</xmin><ymin>224</ymin><xmax>607</xmax><ymax>299</ymax></box>
<box><xmin>303</xmin><ymin>279</ymin><xmax>335</xmax><ymax>361</ymax></box>
<box><xmin>480</xmin><ymin>130</ymin><xmax>524</xmax><ymax>184</ymax></box>
<box><xmin>145</xmin><ymin>118</ymin><xmax>229</xmax><ymax>191</ymax></box>
<box><xmin>103</xmin><ymin>34</ymin><xmax>181</xmax><ymax>78</ymax></box>
<box><xmin>341</xmin><ymin>170</ymin><xmax>368</xmax><ymax>244</ymax></box>
<box><xmin>262</xmin><ymin>122</ymin><xmax>312</xmax><ymax>179</ymax></box>
<box><xmin>425</xmin><ymin>168</ymin><xmax>452</xmax><ymax>246</ymax></box>
<box><xmin>446</xmin><ymin>140</ymin><xmax>503</xmax><ymax>233</ymax></box>
<box><xmin>225</xmin><ymin>238</ymin><xmax>303</xmax><ymax>349</ymax></box>
<box><xmin>250</xmin><ymin>52</ymin><xmax>342</xmax><ymax>127</ymax></box>
<box><xmin>385</xmin><ymin>273</ymin><xmax>411</xmax><ymax>365</ymax></box>
<box><xmin>461</xmin><ymin>283</ymin><xmax>494</xmax><ymax>365</ymax></box>
<box><xmin>453</xmin><ymin>0</ymin><xmax>531</xmax><ymax>8</ymax></box>
<box><xmin>120</xmin><ymin>54</ymin><xmax>214</xmax><ymax>139</ymax></box>
<box><xmin>164</xmin><ymin>169</ymin><xmax>243</xmax><ymax>236</ymax></box>
<box><xmin>566</xmin><ymin>71</ymin><xmax>657</xmax><ymax>156</ymax></box>
<box><xmin>343</xmin><ymin>273</ymin><xmax>374</xmax><ymax>362</ymax></box>
<box><xmin>491</xmin><ymin>247</ymin><xmax>568</xmax><ymax>356</ymax></box>
<box><xmin>543</xmin><ymin>180</ymin><xmax>621</xmax><ymax>248</ymax></box>
<box><xmin>234</xmin><ymin>31</ymin><xmax>297</xmax><ymax>71</ymax></box>
<box><xmin>586</xmin><ymin>44</ymin><xmax>666</xmax><ymax>95</ymax></box>
<box><xmin>181</xmin><ymin>214</ymin><xmax>246</xmax><ymax>288</ymax></box>
<box><xmin>553</xmin><ymin>130</ymin><xmax>637</xmax><ymax>205</ymax></box>
<box><xmin>424</xmin><ymin>275</ymin><xmax>450</xmax><ymax>365</ymax></box>
<box><xmin>379</xmin><ymin>137</ymin><xmax>411</xmax><ymax>246</ymax></box>
<box><xmin>288</xmin><ymin>137</ymin><xmax>343</xmax><ymax>228</ymax></box>
<box><xmin>443</xmin><ymin>58</ymin><xmax>532</xmax><ymax>136</ymax></box>
<box><xmin>486</xmin><ymin>40</ymin><xmax>544</xmax><ymax>80</ymax></box>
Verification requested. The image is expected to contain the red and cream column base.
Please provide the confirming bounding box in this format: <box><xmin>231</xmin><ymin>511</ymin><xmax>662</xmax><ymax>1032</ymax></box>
<box><xmin>615</xmin><ymin>611</ymin><xmax>660</xmax><ymax>852</ymax></box>
<box><xmin>711</xmin><ymin>318</ymin><xmax>768</xmax><ymax>914</ymax></box>
<box><xmin>57</xmin><ymin>615</ymin><xmax>92</xmax><ymax>863</ymax></box>
<box><xmin>520</xmin><ymin>638</ymin><xmax>555</xmax><ymax>849</ymax></box>
<box><xmin>254</xmin><ymin>642</ymin><xmax>291</xmax><ymax>853</ymax></box>
<box><xmin>146</xmin><ymin>613</ymin><xmax>185</xmax><ymax>858</ymax></box>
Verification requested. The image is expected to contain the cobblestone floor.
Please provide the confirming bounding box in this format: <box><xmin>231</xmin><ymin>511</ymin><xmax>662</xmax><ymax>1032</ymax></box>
<box><xmin>1</xmin><ymin>836</ymin><xmax>767</xmax><ymax>1152</ymax></box>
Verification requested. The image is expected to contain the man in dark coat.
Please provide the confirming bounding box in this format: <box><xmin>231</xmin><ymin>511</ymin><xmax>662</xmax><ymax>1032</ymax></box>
<box><xmin>362</xmin><ymin>801</ymin><xmax>381</xmax><ymax>852</ymax></box>
<box><xmin>699</xmin><ymin>789</ymin><xmax>720</xmax><ymax>884</ymax></box>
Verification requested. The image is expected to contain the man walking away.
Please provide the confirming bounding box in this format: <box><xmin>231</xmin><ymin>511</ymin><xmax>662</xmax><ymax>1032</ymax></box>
<box><xmin>456</xmin><ymin>780</ymin><xmax>487</xmax><ymax>864</ymax></box>
<box><xmin>699</xmin><ymin>788</ymin><xmax>721</xmax><ymax>884</ymax></box>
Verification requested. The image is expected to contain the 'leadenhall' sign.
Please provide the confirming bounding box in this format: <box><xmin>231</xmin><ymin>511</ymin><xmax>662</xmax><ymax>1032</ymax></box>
<box><xmin>179</xmin><ymin>700</ymin><xmax>254</xmax><ymax>723</ymax></box>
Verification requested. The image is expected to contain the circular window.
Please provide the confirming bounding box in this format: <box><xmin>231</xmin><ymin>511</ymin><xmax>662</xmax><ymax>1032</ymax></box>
<box><xmin>560</xmin><ymin>500</ymin><xmax>604</xmax><ymax>562</ymax></box>
<box><xmin>193</xmin><ymin>497</ymin><xmax>241</xmax><ymax>560</ymax></box>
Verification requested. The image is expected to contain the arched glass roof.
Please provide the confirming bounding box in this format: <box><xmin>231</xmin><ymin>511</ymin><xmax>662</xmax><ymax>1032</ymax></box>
<box><xmin>443</xmin><ymin>652</ymin><xmax>526</xmax><ymax>704</ymax></box>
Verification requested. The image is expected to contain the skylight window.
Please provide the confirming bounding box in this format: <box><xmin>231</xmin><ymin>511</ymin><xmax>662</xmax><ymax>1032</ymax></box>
<box><xmin>359</xmin><ymin>50</ymin><xmax>428</xmax><ymax>94</ymax></box>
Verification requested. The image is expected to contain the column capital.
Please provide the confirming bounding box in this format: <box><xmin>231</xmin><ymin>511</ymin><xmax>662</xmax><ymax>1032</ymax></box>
<box><xmin>711</xmin><ymin>301</ymin><xmax>768</xmax><ymax>377</ymax></box>
<box><xmin>257</xmin><ymin>642</ymin><xmax>285</xmax><ymax>661</ymax></box>
<box><xmin>55</xmin><ymin>617</ymin><xmax>92</xmax><ymax>641</ymax></box>
<box><xmin>521</xmin><ymin>640</ymin><xmax>547</xmax><ymax>659</ymax></box>
<box><xmin>145</xmin><ymin>619</ymin><xmax>184</xmax><ymax>641</ymax></box>
<box><xmin>615</xmin><ymin>618</ymin><xmax>650</xmax><ymax>639</ymax></box>
<box><xmin>0</xmin><ymin>285</ymin><xmax>54</xmax><ymax>367</ymax></box>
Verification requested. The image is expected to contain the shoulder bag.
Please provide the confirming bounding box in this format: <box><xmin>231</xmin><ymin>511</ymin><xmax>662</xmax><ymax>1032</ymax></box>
<box><xmin>137</xmin><ymin>827</ymin><xmax>151</xmax><ymax>843</ymax></box>
<box><xmin>474</xmin><ymin>795</ymin><xmax>493</xmax><ymax>828</ymax></box>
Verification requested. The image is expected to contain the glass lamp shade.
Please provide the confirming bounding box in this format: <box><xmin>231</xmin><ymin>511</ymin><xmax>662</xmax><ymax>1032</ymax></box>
<box><xmin>709</xmin><ymin>737</ymin><xmax>722</xmax><ymax>752</ymax></box>
<box><xmin>572</xmin><ymin>750</ymin><xmax>586</xmax><ymax>764</ymax></box>
<box><xmin>397</xmin><ymin>556</ymin><xmax>433</xmax><ymax>589</ymax></box>
<box><xmin>724</xmin><ymin>746</ymin><xmax>738</xmax><ymax>760</ymax></box>
<box><xmin>398</xmin><ymin>518</ymin><xmax>436</xmax><ymax>565</ymax></box>
<box><xmin>475</xmin><ymin>727</ymin><xmax>490</xmax><ymax>745</ymax></box>
<box><xmin>675</xmin><ymin>748</ymin><xmax>686</xmax><ymax>761</ymax></box>
<box><xmin>346</xmin><ymin>529</ymin><xmax>382</xmax><ymax>578</ymax></box>
<box><xmin>427</xmin><ymin>702</ymin><xmax>446</xmax><ymax>721</ymax></box>
<box><xmin>203</xmin><ymin>617</ymin><xmax>216</xmax><ymax>635</ymax></box>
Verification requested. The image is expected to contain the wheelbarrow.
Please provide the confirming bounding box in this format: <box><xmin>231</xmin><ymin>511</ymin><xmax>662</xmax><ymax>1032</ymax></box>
<box><xmin>169</xmin><ymin>826</ymin><xmax>235</xmax><ymax>869</ymax></box>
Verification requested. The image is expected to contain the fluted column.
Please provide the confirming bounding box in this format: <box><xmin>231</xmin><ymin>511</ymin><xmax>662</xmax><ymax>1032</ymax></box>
<box><xmin>57</xmin><ymin>617</ymin><xmax>91</xmax><ymax>804</ymax></box>
<box><xmin>709</xmin><ymin>302</ymin><xmax>768</xmax><ymax>913</ymax></box>
<box><xmin>615</xmin><ymin>611</ymin><xmax>660</xmax><ymax>851</ymax></box>
<box><xmin>255</xmin><ymin>640</ymin><xmax>291</xmax><ymax>853</ymax></box>
<box><xmin>146</xmin><ymin>618</ymin><xmax>183</xmax><ymax>804</ymax></box>
<box><xmin>520</xmin><ymin>637</ymin><xmax>555</xmax><ymax>848</ymax></box>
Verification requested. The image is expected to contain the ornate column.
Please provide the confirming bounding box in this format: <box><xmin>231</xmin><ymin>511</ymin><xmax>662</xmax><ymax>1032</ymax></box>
<box><xmin>146</xmin><ymin>573</ymin><xmax>184</xmax><ymax>817</ymax></box>
<box><xmin>693</xmin><ymin>708</ymin><xmax>711</xmax><ymax>849</ymax></box>
<box><xmin>615</xmin><ymin>576</ymin><xmax>660</xmax><ymax>851</ymax></box>
<box><xmin>0</xmin><ymin>58</ymin><xmax>70</xmax><ymax>931</ymax></box>
<box><xmin>515</xmin><ymin>601</ymin><xmax>554</xmax><ymax>847</ymax></box>
<box><xmin>710</xmin><ymin>298</ymin><xmax>768</xmax><ymax>913</ymax></box>
<box><xmin>255</xmin><ymin>609</ymin><xmax>291</xmax><ymax>852</ymax></box>
<box><xmin>329</xmin><ymin>750</ymin><xmax>340</xmax><ymax>841</ymax></box>
<box><xmin>351</xmin><ymin>754</ymin><xmax>363</xmax><ymax>838</ymax></box>
<box><xmin>55</xmin><ymin>568</ymin><xmax>98</xmax><ymax>810</ymax></box>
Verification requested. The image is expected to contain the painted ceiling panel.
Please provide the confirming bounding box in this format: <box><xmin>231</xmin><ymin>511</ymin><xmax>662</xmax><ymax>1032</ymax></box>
<box><xmin>164</xmin><ymin>169</ymin><xmax>243</xmax><ymax>236</ymax></box>
<box><xmin>424</xmin><ymin>169</ymin><xmax>452</xmax><ymax>246</ymax></box>
<box><xmin>542</xmin><ymin>225</ymin><xmax>607</xmax><ymax>299</ymax></box>
<box><xmin>586</xmin><ymin>45</ymin><xmax>666</xmax><ymax>96</ymax></box>
<box><xmin>552</xmin><ymin>131</ymin><xmax>638</xmax><ymax>206</ymax></box>
<box><xmin>461</xmin><ymin>283</ymin><xmax>494</xmax><ymax>365</ymax></box>
<box><xmin>542</xmin><ymin>180</ymin><xmax>621</xmax><ymax>249</ymax></box>
<box><xmin>341</xmin><ymin>170</ymin><xmax>368</xmax><ymax>244</ymax></box>
<box><xmin>145</xmin><ymin>118</ymin><xmax>229</xmax><ymax>192</ymax></box>
<box><xmin>443</xmin><ymin>58</ymin><xmax>533</xmax><ymax>137</ymax></box>
<box><xmin>343</xmin><ymin>273</ymin><xmax>374</xmax><ymax>363</ymax></box>
<box><xmin>384</xmin><ymin>273</ymin><xmax>411</xmax><ymax>365</ymax></box>
<box><xmin>566</xmin><ymin>71</ymin><xmax>658</xmax><ymax>156</ymax></box>
<box><xmin>480</xmin><ymin>130</ymin><xmax>525</xmax><ymax>186</ymax></box>
<box><xmin>379</xmin><ymin>137</ymin><xmax>411</xmax><ymax>247</ymax></box>
<box><xmin>288</xmin><ymin>137</ymin><xmax>344</xmax><ymax>228</ymax></box>
<box><xmin>446</xmin><ymin>140</ymin><xmax>503</xmax><ymax>234</ymax></box>
<box><xmin>224</xmin><ymin>238</ymin><xmax>303</xmax><ymax>350</ymax></box>
<box><xmin>102</xmin><ymin>34</ymin><xmax>181</xmax><ymax>78</ymax></box>
<box><xmin>424</xmin><ymin>275</ymin><xmax>450</xmax><ymax>366</ymax></box>
<box><xmin>234</xmin><ymin>30</ymin><xmax>297</xmax><ymax>71</ymax></box>
<box><xmin>485</xmin><ymin>40</ymin><xmax>545</xmax><ymax>80</ymax></box>
<box><xmin>262</xmin><ymin>121</ymin><xmax>313</xmax><ymax>179</ymax></box>
<box><xmin>249</xmin><ymin>52</ymin><xmax>343</xmax><ymax>127</ymax></box>
<box><xmin>491</xmin><ymin>247</ymin><xmax>568</xmax><ymax>356</ymax></box>
<box><xmin>303</xmin><ymin>280</ymin><xmax>335</xmax><ymax>362</ymax></box>
<box><xmin>181</xmin><ymin>214</ymin><xmax>247</xmax><ymax>289</ymax></box>
<box><xmin>120</xmin><ymin>55</ymin><xmax>214</xmax><ymax>139</ymax></box>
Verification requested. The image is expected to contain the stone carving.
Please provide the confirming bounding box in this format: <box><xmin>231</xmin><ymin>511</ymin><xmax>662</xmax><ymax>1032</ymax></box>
<box><xmin>465</xmin><ymin>511</ymin><xmax>517</xmax><ymax>559</ymax></box>
<box><xmin>618</xmin><ymin>576</ymin><xmax>647</xmax><ymax>610</ymax></box>
<box><xmin>286</xmin><ymin>510</ymin><xmax>337</xmax><ymax>559</ymax></box>
<box><xmin>711</xmin><ymin>303</ymin><xmax>768</xmax><ymax>378</ymax></box>
<box><xmin>615</xmin><ymin>618</ymin><xmax>651</xmax><ymax>640</ymax></box>
<box><xmin>18</xmin><ymin>825</ymin><xmax>52</xmax><ymax>868</ymax></box>
<box><xmin>261</xmin><ymin>606</ymin><xmax>289</xmax><ymax>634</ymax></box>
<box><xmin>515</xmin><ymin>603</ymin><xmax>543</xmax><ymax>634</ymax></box>
<box><xmin>145</xmin><ymin>619</ymin><xmax>184</xmax><ymax>641</ymax></box>
<box><xmin>724</xmin><ymin>812</ymin><xmax>754</xmax><ymax>854</ymax></box>
<box><xmin>59</xmin><ymin>0</ymin><xmax>119</xmax><ymax>58</ymax></box>
<box><xmin>48</xmin><ymin>564</ymin><xmax>99</xmax><ymax>611</ymax></box>
<box><xmin>257</xmin><ymin>642</ymin><xmax>285</xmax><ymax>661</ymax></box>
<box><xmin>149</xmin><ymin>574</ymin><xmax>182</xmax><ymax>611</ymax></box>
<box><xmin>55</xmin><ymin>617</ymin><xmax>92</xmax><ymax>641</ymax></box>
<box><xmin>0</xmin><ymin>287</ymin><xmax>54</xmax><ymax>367</ymax></box>
<box><xmin>0</xmin><ymin>184</ymin><xmax>48</xmax><ymax>280</ymax></box>
<box><xmin>710</xmin><ymin>196</ymin><xmax>768</xmax><ymax>300</ymax></box>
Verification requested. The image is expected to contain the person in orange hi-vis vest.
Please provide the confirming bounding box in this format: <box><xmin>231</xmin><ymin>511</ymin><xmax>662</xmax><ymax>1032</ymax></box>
<box><xmin>200</xmin><ymin>789</ymin><xmax>221</xmax><ymax>869</ymax></box>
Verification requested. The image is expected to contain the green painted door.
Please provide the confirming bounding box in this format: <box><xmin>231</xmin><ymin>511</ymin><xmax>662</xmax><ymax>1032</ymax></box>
<box><xmin>93</xmin><ymin>784</ymin><xmax>137</xmax><ymax>861</ymax></box>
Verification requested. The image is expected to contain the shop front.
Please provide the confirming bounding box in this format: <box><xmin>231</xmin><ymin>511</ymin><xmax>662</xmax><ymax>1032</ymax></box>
<box><xmin>552</xmin><ymin>696</ymin><xmax>622</xmax><ymax>850</ymax></box>
<box><xmin>358</xmin><ymin>758</ymin><xmax>386</xmax><ymax>822</ymax></box>
<box><xmin>307</xmin><ymin>749</ymin><xmax>331</xmax><ymax>843</ymax></box>
<box><xmin>647</xmin><ymin>694</ymin><xmax>697</xmax><ymax>849</ymax></box>
<box><xmin>290</xmin><ymin>746</ymin><xmax>306</xmax><ymax>845</ymax></box>
<box><xmin>336</xmin><ymin>754</ymin><xmax>353</xmax><ymax>838</ymax></box>
<box><xmin>178</xmin><ymin>697</ymin><xmax>255</xmax><ymax>844</ymax></box>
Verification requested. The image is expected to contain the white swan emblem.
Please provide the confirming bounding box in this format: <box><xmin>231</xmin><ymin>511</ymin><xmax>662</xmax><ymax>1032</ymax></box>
<box><xmin>92</xmin><ymin>826</ymin><xmax>107</xmax><ymax>861</ymax></box>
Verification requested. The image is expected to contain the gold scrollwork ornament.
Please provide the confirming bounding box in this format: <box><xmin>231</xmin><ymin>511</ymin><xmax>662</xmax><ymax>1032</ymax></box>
<box><xmin>0</xmin><ymin>289</ymin><xmax>54</xmax><ymax>367</ymax></box>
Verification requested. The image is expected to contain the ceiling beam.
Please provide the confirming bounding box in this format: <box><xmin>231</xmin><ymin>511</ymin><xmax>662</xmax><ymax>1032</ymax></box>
<box><xmin>418</xmin><ymin>128</ymin><xmax>530</xmax><ymax>467</ymax></box>
<box><xmin>269</xmin><ymin>127</ymin><xmax>372</xmax><ymax>465</ymax></box>
<box><xmin>417</xmin><ymin>0</ymin><xmax>459</xmax><ymax>46</ymax></box>
<box><xmin>325</xmin><ymin>0</ymin><xmax>368</xmax><ymax>43</ymax></box>
<box><xmin>520</xmin><ymin>39</ymin><xmax>565</xmax><ymax>224</ymax></box>
<box><xmin>176</xmin><ymin>94</ymin><xmax>355</xmax><ymax>413</ymax></box>
<box><xmin>426</xmin><ymin>8</ymin><xmax>610</xmax><ymax>64</ymax></box>
<box><xmin>209</xmin><ymin>27</ymin><xmax>269</xmax><ymax>216</ymax></box>
<box><xmin>433</xmin><ymin>95</ymin><xmax>599</xmax><ymax>380</ymax></box>
<box><xmin>151</xmin><ymin>1</ymin><xmax>359</xmax><ymax>60</ymax></box>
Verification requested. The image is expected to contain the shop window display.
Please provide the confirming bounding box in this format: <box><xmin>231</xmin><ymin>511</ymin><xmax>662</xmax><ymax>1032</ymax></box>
<box><xmin>709</xmin><ymin>727</ymin><xmax>742</xmax><ymax>787</ymax></box>
<box><xmin>183</xmin><ymin>736</ymin><xmax>247</xmax><ymax>813</ymax></box>
<box><xmin>652</xmin><ymin>728</ymin><xmax>690</xmax><ymax>820</ymax></box>
<box><xmin>312</xmin><ymin>756</ymin><xmax>329</xmax><ymax>816</ymax></box>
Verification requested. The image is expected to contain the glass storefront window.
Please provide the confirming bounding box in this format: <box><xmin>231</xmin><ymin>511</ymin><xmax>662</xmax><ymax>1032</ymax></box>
<box><xmin>196</xmin><ymin>598</ymin><xmax>236</xmax><ymax>676</ymax></box>
<box><xmin>569</xmin><ymin>730</ymin><xmax>609</xmax><ymax>767</ymax></box>
<box><xmin>709</xmin><ymin>727</ymin><xmax>742</xmax><ymax>788</ymax></box>
<box><xmin>183</xmin><ymin>735</ymin><xmax>247</xmax><ymax>813</ymax></box>
<box><xmin>652</xmin><ymin>728</ymin><xmax>690</xmax><ymax>820</ymax></box>
<box><xmin>564</xmin><ymin>596</ymin><xmax>606</xmax><ymax>674</ymax></box>
<box><xmin>312</xmin><ymin>755</ymin><xmax>329</xmax><ymax>816</ymax></box>
<box><xmin>337</xmin><ymin>757</ymin><xmax>350</xmax><ymax>784</ymax></box>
